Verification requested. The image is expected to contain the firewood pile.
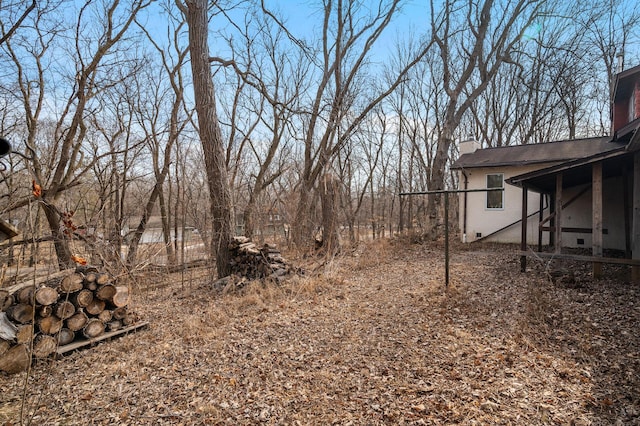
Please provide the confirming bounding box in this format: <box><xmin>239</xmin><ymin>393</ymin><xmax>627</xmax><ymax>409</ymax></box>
<box><xmin>228</xmin><ymin>236</ymin><xmax>294</xmax><ymax>281</ymax></box>
<box><xmin>0</xmin><ymin>266</ymin><xmax>141</xmax><ymax>374</ymax></box>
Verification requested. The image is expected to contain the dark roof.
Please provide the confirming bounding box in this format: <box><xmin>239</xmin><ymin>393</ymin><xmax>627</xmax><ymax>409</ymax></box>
<box><xmin>506</xmin><ymin>145</ymin><xmax>629</xmax><ymax>193</ymax></box>
<box><xmin>506</xmin><ymin>120</ymin><xmax>640</xmax><ymax>193</ymax></box>
<box><xmin>613</xmin><ymin>63</ymin><xmax>640</xmax><ymax>103</ymax></box>
<box><xmin>615</xmin><ymin>116</ymin><xmax>640</xmax><ymax>141</ymax></box>
<box><xmin>626</xmin><ymin>122</ymin><xmax>640</xmax><ymax>151</ymax></box>
<box><xmin>451</xmin><ymin>136</ymin><xmax>619</xmax><ymax>170</ymax></box>
<box><xmin>0</xmin><ymin>218</ymin><xmax>19</xmax><ymax>241</ymax></box>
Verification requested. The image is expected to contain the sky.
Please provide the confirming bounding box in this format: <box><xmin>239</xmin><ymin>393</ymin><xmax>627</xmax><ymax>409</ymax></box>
<box><xmin>267</xmin><ymin>0</ymin><xmax>430</xmax><ymax>56</ymax></box>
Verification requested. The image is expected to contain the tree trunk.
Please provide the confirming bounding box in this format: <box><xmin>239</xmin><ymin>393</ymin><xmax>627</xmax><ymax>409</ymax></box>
<box><xmin>185</xmin><ymin>0</ymin><xmax>233</xmax><ymax>278</ymax></box>
<box><xmin>243</xmin><ymin>196</ymin><xmax>257</xmax><ymax>239</ymax></box>
<box><xmin>292</xmin><ymin>183</ymin><xmax>314</xmax><ymax>250</ymax></box>
<box><xmin>42</xmin><ymin>203</ymin><xmax>73</xmax><ymax>269</ymax></box>
<box><xmin>320</xmin><ymin>174</ymin><xmax>341</xmax><ymax>255</ymax></box>
<box><xmin>159</xmin><ymin>189</ymin><xmax>177</xmax><ymax>264</ymax></box>
<box><xmin>126</xmin><ymin>170</ymin><xmax>175</xmax><ymax>268</ymax></box>
<box><xmin>427</xmin><ymin>130</ymin><xmax>455</xmax><ymax>240</ymax></box>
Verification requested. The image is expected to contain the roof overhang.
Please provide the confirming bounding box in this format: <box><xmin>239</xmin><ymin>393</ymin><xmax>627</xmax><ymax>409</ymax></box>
<box><xmin>613</xmin><ymin>63</ymin><xmax>640</xmax><ymax>104</ymax></box>
<box><xmin>623</xmin><ymin>118</ymin><xmax>640</xmax><ymax>151</ymax></box>
<box><xmin>506</xmin><ymin>146</ymin><xmax>631</xmax><ymax>193</ymax></box>
<box><xmin>0</xmin><ymin>218</ymin><xmax>19</xmax><ymax>242</ymax></box>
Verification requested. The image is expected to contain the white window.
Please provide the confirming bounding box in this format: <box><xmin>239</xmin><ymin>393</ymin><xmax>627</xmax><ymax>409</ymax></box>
<box><xmin>629</xmin><ymin>92</ymin><xmax>636</xmax><ymax>123</ymax></box>
<box><xmin>486</xmin><ymin>173</ymin><xmax>504</xmax><ymax>209</ymax></box>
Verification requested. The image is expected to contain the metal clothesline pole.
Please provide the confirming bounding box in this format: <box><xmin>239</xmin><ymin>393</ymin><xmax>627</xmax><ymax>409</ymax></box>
<box><xmin>399</xmin><ymin>188</ymin><xmax>504</xmax><ymax>288</ymax></box>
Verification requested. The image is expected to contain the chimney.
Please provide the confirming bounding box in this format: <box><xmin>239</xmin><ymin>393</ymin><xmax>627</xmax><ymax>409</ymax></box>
<box><xmin>617</xmin><ymin>51</ymin><xmax>624</xmax><ymax>74</ymax></box>
<box><xmin>459</xmin><ymin>138</ymin><xmax>481</xmax><ymax>155</ymax></box>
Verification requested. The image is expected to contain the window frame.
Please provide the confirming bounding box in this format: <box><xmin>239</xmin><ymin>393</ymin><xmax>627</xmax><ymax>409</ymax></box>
<box><xmin>486</xmin><ymin>173</ymin><xmax>504</xmax><ymax>210</ymax></box>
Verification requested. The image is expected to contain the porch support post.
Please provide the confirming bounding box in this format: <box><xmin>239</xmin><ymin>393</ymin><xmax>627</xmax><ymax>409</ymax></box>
<box><xmin>624</xmin><ymin>165</ymin><xmax>632</xmax><ymax>258</ymax></box>
<box><xmin>555</xmin><ymin>174</ymin><xmax>563</xmax><ymax>254</ymax></box>
<box><xmin>592</xmin><ymin>162</ymin><xmax>603</xmax><ymax>279</ymax></box>
<box><xmin>633</xmin><ymin>153</ymin><xmax>640</xmax><ymax>282</ymax></box>
<box><xmin>549</xmin><ymin>194</ymin><xmax>555</xmax><ymax>248</ymax></box>
<box><xmin>538</xmin><ymin>193</ymin><xmax>544</xmax><ymax>252</ymax></box>
<box><xmin>520</xmin><ymin>185</ymin><xmax>528</xmax><ymax>272</ymax></box>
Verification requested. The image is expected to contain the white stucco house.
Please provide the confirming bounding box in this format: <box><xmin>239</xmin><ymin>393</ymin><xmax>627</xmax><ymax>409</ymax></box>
<box><xmin>451</xmin><ymin>63</ymin><xmax>640</xmax><ymax>263</ymax></box>
<box><xmin>451</xmin><ymin>137</ymin><xmax>626</xmax><ymax>249</ymax></box>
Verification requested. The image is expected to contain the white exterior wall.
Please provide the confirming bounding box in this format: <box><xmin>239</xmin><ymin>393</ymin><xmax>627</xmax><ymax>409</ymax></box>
<box><xmin>459</xmin><ymin>168</ymin><xmax>628</xmax><ymax>250</ymax></box>
<box><xmin>561</xmin><ymin>176</ymin><xmax>627</xmax><ymax>250</ymax></box>
<box><xmin>458</xmin><ymin>165</ymin><xmax>549</xmax><ymax>244</ymax></box>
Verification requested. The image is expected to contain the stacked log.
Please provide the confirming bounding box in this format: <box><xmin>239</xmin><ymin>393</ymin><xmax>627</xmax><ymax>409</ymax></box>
<box><xmin>228</xmin><ymin>236</ymin><xmax>294</xmax><ymax>281</ymax></box>
<box><xmin>0</xmin><ymin>267</ymin><xmax>139</xmax><ymax>374</ymax></box>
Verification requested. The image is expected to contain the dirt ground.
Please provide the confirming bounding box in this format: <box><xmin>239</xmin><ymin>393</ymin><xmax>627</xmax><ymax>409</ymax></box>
<box><xmin>1</xmin><ymin>239</ymin><xmax>639</xmax><ymax>425</ymax></box>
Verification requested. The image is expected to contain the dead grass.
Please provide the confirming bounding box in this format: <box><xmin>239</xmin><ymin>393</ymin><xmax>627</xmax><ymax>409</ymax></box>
<box><xmin>1</xmin><ymin>239</ymin><xmax>639</xmax><ymax>425</ymax></box>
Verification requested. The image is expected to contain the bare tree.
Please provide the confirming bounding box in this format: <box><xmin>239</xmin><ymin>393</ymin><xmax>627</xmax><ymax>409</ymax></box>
<box><xmin>179</xmin><ymin>0</ymin><xmax>233</xmax><ymax>278</ymax></box>
<box><xmin>87</xmin><ymin>85</ymin><xmax>147</xmax><ymax>269</ymax></box>
<box><xmin>123</xmin><ymin>9</ymin><xmax>191</xmax><ymax>268</ymax></box>
<box><xmin>289</xmin><ymin>0</ymin><xmax>429</xmax><ymax>250</ymax></box>
<box><xmin>576</xmin><ymin>0</ymin><xmax>640</xmax><ymax>132</ymax></box>
<box><xmin>2</xmin><ymin>0</ymin><xmax>151</xmax><ymax>269</ymax></box>
<box><xmin>425</xmin><ymin>0</ymin><xmax>544</xmax><ymax>238</ymax></box>
<box><xmin>0</xmin><ymin>0</ymin><xmax>36</xmax><ymax>46</ymax></box>
<box><xmin>207</xmin><ymin>7</ymin><xmax>311</xmax><ymax>240</ymax></box>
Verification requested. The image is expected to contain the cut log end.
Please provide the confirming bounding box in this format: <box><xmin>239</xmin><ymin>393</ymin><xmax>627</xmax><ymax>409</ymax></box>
<box><xmin>111</xmin><ymin>286</ymin><xmax>130</xmax><ymax>308</ymax></box>
<box><xmin>1</xmin><ymin>290</ymin><xmax>14</xmax><ymax>311</ymax></box>
<box><xmin>7</xmin><ymin>303</ymin><xmax>34</xmax><ymax>324</ymax></box>
<box><xmin>73</xmin><ymin>289</ymin><xmax>93</xmax><ymax>308</ymax></box>
<box><xmin>96</xmin><ymin>283</ymin><xmax>117</xmax><ymax>302</ymax></box>
<box><xmin>16</xmin><ymin>286</ymin><xmax>35</xmax><ymax>304</ymax></box>
<box><xmin>83</xmin><ymin>318</ymin><xmax>105</xmax><ymax>339</ymax></box>
<box><xmin>85</xmin><ymin>299</ymin><xmax>106</xmax><ymax>316</ymax></box>
<box><xmin>0</xmin><ymin>343</ymin><xmax>30</xmax><ymax>374</ymax></box>
<box><xmin>60</xmin><ymin>273</ymin><xmax>84</xmax><ymax>293</ymax></box>
<box><xmin>33</xmin><ymin>334</ymin><xmax>57</xmax><ymax>358</ymax></box>
<box><xmin>55</xmin><ymin>301</ymin><xmax>76</xmax><ymax>320</ymax></box>
<box><xmin>66</xmin><ymin>311</ymin><xmax>88</xmax><ymax>332</ymax></box>
<box><xmin>35</xmin><ymin>286</ymin><xmax>59</xmax><ymax>306</ymax></box>
<box><xmin>56</xmin><ymin>328</ymin><xmax>75</xmax><ymax>346</ymax></box>
<box><xmin>38</xmin><ymin>315</ymin><xmax>63</xmax><ymax>335</ymax></box>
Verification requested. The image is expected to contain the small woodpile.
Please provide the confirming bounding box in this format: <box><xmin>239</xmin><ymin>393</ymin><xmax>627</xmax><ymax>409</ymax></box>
<box><xmin>0</xmin><ymin>266</ymin><xmax>140</xmax><ymax>374</ymax></box>
<box><xmin>229</xmin><ymin>236</ymin><xmax>293</xmax><ymax>280</ymax></box>
<box><xmin>213</xmin><ymin>237</ymin><xmax>296</xmax><ymax>291</ymax></box>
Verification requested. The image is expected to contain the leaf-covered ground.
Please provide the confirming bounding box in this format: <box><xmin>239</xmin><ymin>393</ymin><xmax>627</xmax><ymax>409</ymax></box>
<box><xmin>2</xmin><ymin>239</ymin><xmax>639</xmax><ymax>425</ymax></box>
